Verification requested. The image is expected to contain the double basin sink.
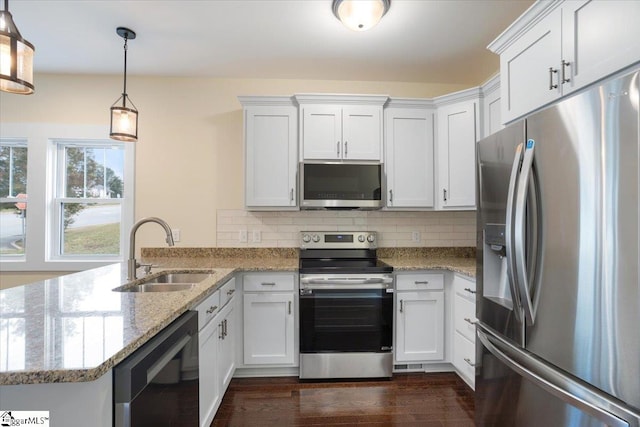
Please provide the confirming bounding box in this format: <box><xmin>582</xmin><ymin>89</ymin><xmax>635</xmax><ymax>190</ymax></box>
<box><xmin>115</xmin><ymin>271</ymin><xmax>214</xmax><ymax>293</ymax></box>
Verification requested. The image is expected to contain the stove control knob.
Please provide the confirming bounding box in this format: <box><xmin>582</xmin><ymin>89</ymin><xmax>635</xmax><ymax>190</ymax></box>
<box><xmin>358</xmin><ymin>235</ymin><xmax>365</xmax><ymax>243</ymax></box>
<box><xmin>312</xmin><ymin>234</ymin><xmax>320</xmax><ymax>243</ymax></box>
<box><xmin>302</xmin><ymin>234</ymin><xmax>311</xmax><ymax>243</ymax></box>
<box><xmin>367</xmin><ymin>234</ymin><xmax>375</xmax><ymax>243</ymax></box>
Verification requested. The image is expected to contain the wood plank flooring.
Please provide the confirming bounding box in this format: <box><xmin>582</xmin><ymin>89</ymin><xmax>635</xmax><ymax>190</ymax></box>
<box><xmin>212</xmin><ymin>373</ymin><xmax>474</xmax><ymax>426</ymax></box>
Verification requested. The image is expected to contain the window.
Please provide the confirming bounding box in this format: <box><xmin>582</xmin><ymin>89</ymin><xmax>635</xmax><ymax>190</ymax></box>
<box><xmin>0</xmin><ymin>140</ymin><xmax>28</xmax><ymax>258</ymax></box>
<box><xmin>53</xmin><ymin>141</ymin><xmax>126</xmax><ymax>258</ymax></box>
<box><xmin>0</xmin><ymin>124</ymin><xmax>134</xmax><ymax>271</ymax></box>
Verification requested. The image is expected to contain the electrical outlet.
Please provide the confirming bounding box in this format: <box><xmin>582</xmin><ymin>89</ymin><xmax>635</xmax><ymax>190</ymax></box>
<box><xmin>239</xmin><ymin>229</ymin><xmax>248</xmax><ymax>243</ymax></box>
<box><xmin>411</xmin><ymin>231</ymin><xmax>420</xmax><ymax>243</ymax></box>
<box><xmin>252</xmin><ymin>230</ymin><xmax>262</xmax><ymax>243</ymax></box>
<box><xmin>171</xmin><ymin>229</ymin><xmax>181</xmax><ymax>242</ymax></box>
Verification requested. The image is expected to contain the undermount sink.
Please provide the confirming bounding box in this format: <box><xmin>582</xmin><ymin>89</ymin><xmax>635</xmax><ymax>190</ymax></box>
<box><xmin>114</xmin><ymin>270</ymin><xmax>214</xmax><ymax>293</ymax></box>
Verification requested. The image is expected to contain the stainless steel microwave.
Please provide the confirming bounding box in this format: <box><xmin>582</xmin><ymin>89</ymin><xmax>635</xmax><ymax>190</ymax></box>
<box><xmin>299</xmin><ymin>161</ymin><xmax>383</xmax><ymax>209</ymax></box>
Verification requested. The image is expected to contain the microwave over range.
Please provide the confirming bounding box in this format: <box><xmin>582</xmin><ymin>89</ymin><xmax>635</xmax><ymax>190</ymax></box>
<box><xmin>299</xmin><ymin>161</ymin><xmax>383</xmax><ymax>210</ymax></box>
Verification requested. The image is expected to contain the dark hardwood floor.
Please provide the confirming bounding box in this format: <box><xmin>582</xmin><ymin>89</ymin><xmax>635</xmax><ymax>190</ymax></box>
<box><xmin>212</xmin><ymin>373</ymin><xmax>475</xmax><ymax>426</ymax></box>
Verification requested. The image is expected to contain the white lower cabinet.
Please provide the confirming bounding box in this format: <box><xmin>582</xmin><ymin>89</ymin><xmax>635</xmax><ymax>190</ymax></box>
<box><xmin>394</xmin><ymin>273</ymin><xmax>445</xmax><ymax>363</ymax></box>
<box><xmin>452</xmin><ymin>273</ymin><xmax>476</xmax><ymax>389</ymax></box>
<box><xmin>242</xmin><ymin>273</ymin><xmax>297</xmax><ymax>366</ymax></box>
<box><xmin>197</xmin><ymin>277</ymin><xmax>236</xmax><ymax>427</ymax></box>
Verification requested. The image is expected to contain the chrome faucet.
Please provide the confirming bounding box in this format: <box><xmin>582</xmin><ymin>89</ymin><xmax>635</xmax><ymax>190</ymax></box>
<box><xmin>128</xmin><ymin>217</ymin><xmax>175</xmax><ymax>280</ymax></box>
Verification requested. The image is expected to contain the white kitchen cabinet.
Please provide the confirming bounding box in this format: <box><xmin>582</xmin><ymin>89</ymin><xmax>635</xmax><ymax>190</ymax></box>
<box><xmin>384</xmin><ymin>100</ymin><xmax>435</xmax><ymax>209</ymax></box>
<box><xmin>196</xmin><ymin>277</ymin><xmax>236</xmax><ymax>427</ymax></box>
<box><xmin>239</xmin><ymin>96</ymin><xmax>298</xmax><ymax>209</ymax></box>
<box><xmin>242</xmin><ymin>273</ymin><xmax>297</xmax><ymax>366</ymax></box>
<box><xmin>452</xmin><ymin>273</ymin><xmax>476</xmax><ymax>389</ymax></box>
<box><xmin>490</xmin><ymin>0</ymin><xmax>640</xmax><ymax>123</ymax></box>
<box><xmin>481</xmin><ymin>74</ymin><xmax>503</xmax><ymax>138</ymax></box>
<box><xmin>295</xmin><ymin>94</ymin><xmax>388</xmax><ymax>161</ymax></box>
<box><xmin>394</xmin><ymin>273</ymin><xmax>445</xmax><ymax>363</ymax></box>
<box><xmin>435</xmin><ymin>91</ymin><xmax>479</xmax><ymax>210</ymax></box>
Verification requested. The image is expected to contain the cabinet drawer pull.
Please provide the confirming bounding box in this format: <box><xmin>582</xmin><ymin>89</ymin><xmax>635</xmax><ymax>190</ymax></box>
<box><xmin>464</xmin><ymin>358</ymin><xmax>476</xmax><ymax>367</ymax></box>
<box><xmin>261</xmin><ymin>282</ymin><xmax>276</xmax><ymax>286</ymax></box>
<box><xmin>226</xmin><ymin>289</ymin><xmax>235</xmax><ymax>296</ymax></box>
<box><xmin>549</xmin><ymin>67</ymin><xmax>558</xmax><ymax>90</ymax></box>
<box><xmin>399</xmin><ymin>299</ymin><xmax>404</xmax><ymax>313</ymax></box>
<box><xmin>561</xmin><ymin>59</ymin><xmax>571</xmax><ymax>84</ymax></box>
<box><xmin>288</xmin><ymin>300</ymin><xmax>292</xmax><ymax>315</ymax></box>
<box><xmin>464</xmin><ymin>287</ymin><xmax>476</xmax><ymax>294</ymax></box>
<box><xmin>206</xmin><ymin>305</ymin><xmax>218</xmax><ymax>314</ymax></box>
<box><xmin>464</xmin><ymin>317</ymin><xmax>477</xmax><ymax>325</ymax></box>
<box><xmin>414</xmin><ymin>280</ymin><xmax>429</xmax><ymax>285</ymax></box>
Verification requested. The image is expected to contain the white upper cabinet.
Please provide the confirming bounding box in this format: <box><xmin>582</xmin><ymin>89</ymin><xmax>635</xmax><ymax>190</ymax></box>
<box><xmin>384</xmin><ymin>100</ymin><xmax>435</xmax><ymax>209</ymax></box>
<box><xmin>296</xmin><ymin>94</ymin><xmax>387</xmax><ymax>161</ymax></box>
<box><xmin>490</xmin><ymin>0</ymin><xmax>640</xmax><ymax>123</ymax></box>
<box><xmin>480</xmin><ymin>74</ymin><xmax>503</xmax><ymax>139</ymax></box>
<box><xmin>435</xmin><ymin>89</ymin><xmax>480</xmax><ymax>210</ymax></box>
<box><xmin>239</xmin><ymin>97</ymin><xmax>298</xmax><ymax>209</ymax></box>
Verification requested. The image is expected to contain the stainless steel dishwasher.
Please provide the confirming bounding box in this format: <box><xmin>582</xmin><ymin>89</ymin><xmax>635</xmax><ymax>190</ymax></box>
<box><xmin>113</xmin><ymin>311</ymin><xmax>199</xmax><ymax>426</ymax></box>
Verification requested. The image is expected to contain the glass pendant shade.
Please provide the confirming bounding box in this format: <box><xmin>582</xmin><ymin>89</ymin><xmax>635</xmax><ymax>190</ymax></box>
<box><xmin>110</xmin><ymin>96</ymin><xmax>138</xmax><ymax>142</ymax></box>
<box><xmin>0</xmin><ymin>3</ymin><xmax>35</xmax><ymax>94</ymax></box>
<box><xmin>110</xmin><ymin>27</ymin><xmax>138</xmax><ymax>142</ymax></box>
<box><xmin>332</xmin><ymin>0</ymin><xmax>390</xmax><ymax>32</ymax></box>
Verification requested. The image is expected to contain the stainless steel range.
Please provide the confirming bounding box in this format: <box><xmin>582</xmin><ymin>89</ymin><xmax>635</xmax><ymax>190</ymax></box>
<box><xmin>298</xmin><ymin>231</ymin><xmax>394</xmax><ymax>379</ymax></box>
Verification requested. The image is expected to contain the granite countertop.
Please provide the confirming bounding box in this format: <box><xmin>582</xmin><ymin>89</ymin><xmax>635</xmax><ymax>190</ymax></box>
<box><xmin>0</xmin><ymin>247</ymin><xmax>474</xmax><ymax>386</ymax></box>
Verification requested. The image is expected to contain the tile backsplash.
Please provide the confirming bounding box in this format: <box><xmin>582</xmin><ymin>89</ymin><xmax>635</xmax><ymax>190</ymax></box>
<box><xmin>217</xmin><ymin>210</ymin><xmax>476</xmax><ymax>248</ymax></box>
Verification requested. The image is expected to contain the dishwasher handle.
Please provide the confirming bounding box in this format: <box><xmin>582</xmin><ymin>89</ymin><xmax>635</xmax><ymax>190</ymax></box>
<box><xmin>114</xmin><ymin>311</ymin><xmax>198</xmax><ymax>403</ymax></box>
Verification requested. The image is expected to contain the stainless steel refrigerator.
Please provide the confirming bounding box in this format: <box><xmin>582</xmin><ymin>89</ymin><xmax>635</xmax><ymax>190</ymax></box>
<box><xmin>475</xmin><ymin>68</ymin><xmax>640</xmax><ymax>426</ymax></box>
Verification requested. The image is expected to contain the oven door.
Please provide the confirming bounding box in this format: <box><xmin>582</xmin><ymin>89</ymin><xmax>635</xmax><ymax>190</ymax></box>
<box><xmin>299</xmin><ymin>274</ymin><xmax>393</xmax><ymax>353</ymax></box>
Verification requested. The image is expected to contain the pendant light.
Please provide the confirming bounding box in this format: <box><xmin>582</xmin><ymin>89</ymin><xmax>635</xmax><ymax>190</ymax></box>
<box><xmin>332</xmin><ymin>0</ymin><xmax>391</xmax><ymax>32</ymax></box>
<box><xmin>0</xmin><ymin>0</ymin><xmax>35</xmax><ymax>94</ymax></box>
<box><xmin>110</xmin><ymin>27</ymin><xmax>138</xmax><ymax>142</ymax></box>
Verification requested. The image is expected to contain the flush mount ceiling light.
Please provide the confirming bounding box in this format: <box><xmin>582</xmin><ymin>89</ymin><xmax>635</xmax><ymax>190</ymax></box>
<box><xmin>110</xmin><ymin>27</ymin><xmax>138</xmax><ymax>142</ymax></box>
<box><xmin>332</xmin><ymin>0</ymin><xmax>391</xmax><ymax>32</ymax></box>
<box><xmin>0</xmin><ymin>0</ymin><xmax>35</xmax><ymax>94</ymax></box>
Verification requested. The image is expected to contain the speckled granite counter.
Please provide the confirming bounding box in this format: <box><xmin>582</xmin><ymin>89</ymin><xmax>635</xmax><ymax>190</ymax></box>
<box><xmin>0</xmin><ymin>247</ymin><xmax>474</xmax><ymax>386</ymax></box>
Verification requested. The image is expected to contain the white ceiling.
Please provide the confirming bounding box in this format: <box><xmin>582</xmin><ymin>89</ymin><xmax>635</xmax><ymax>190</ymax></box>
<box><xmin>9</xmin><ymin>0</ymin><xmax>534</xmax><ymax>85</ymax></box>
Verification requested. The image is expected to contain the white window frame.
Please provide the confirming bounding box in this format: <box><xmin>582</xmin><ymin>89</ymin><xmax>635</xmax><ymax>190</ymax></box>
<box><xmin>0</xmin><ymin>124</ymin><xmax>134</xmax><ymax>272</ymax></box>
<box><xmin>0</xmin><ymin>138</ymin><xmax>28</xmax><ymax>260</ymax></box>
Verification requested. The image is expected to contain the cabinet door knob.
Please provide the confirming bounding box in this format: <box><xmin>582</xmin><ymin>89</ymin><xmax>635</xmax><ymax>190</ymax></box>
<box><xmin>399</xmin><ymin>299</ymin><xmax>404</xmax><ymax>313</ymax></box>
<box><xmin>464</xmin><ymin>358</ymin><xmax>476</xmax><ymax>367</ymax></box>
<box><xmin>288</xmin><ymin>300</ymin><xmax>292</xmax><ymax>315</ymax></box>
<box><xmin>443</xmin><ymin>189</ymin><xmax>448</xmax><ymax>202</ymax></box>
<box><xmin>561</xmin><ymin>60</ymin><xmax>571</xmax><ymax>84</ymax></box>
<box><xmin>337</xmin><ymin>141</ymin><xmax>341</xmax><ymax>157</ymax></box>
<box><xmin>549</xmin><ymin>67</ymin><xmax>559</xmax><ymax>90</ymax></box>
<box><xmin>464</xmin><ymin>287</ymin><xmax>476</xmax><ymax>294</ymax></box>
<box><xmin>206</xmin><ymin>305</ymin><xmax>218</xmax><ymax>314</ymax></box>
<box><xmin>290</xmin><ymin>188</ymin><xmax>294</xmax><ymax>202</ymax></box>
<box><xmin>344</xmin><ymin>141</ymin><xmax>348</xmax><ymax>157</ymax></box>
<box><xmin>227</xmin><ymin>289</ymin><xmax>235</xmax><ymax>296</ymax></box>
<box><xmin>389</xmin><ymin>189</ymin><xmax>393</xmax><ymax>203</ymax></box>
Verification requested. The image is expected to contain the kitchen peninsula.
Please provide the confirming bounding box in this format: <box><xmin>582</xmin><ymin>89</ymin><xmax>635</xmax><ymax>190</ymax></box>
<box><xmin>0</xmin><ymin>248</ymin><xmax>474</xmax><ymax>426</ymax></box>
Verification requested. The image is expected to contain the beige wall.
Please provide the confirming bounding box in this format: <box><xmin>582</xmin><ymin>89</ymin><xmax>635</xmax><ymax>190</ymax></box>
<box><xmin>1</xmin><ymin>73</ymin><xmax>471</xmax><ymax>255</ymax></box>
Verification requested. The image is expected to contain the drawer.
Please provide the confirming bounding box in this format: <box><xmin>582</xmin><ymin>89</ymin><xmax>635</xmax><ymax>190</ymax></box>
<box><xmin>453</xmin><ymin>331</ymin><xmax>476</xmax><ymax>387</ymax></box>
<box><xmin>396</xmin><ymin>273</ymin><xmax>444</xmax><ymax>291</ymax></box>
<box><xmin>243</xmin><ymin>273</ymin><xmax>295</xmax><ymax>292</ymax></box>
<box><xmin>197</xmin><ymin>290</ymin><xmax>220</xmax><ymax>331</ymax></box>
<box><xmin>454</xmin><ymin>293</ymin><xmax>476</xmax><ymax>342</ymax></box>
<box><xmin>454</xmin><ymin>274</ymin><xmax>476</xmax><ymax>301</ymax></box>
<box><xmin>219</xmin><ymin>277</ymin><xmax>236</xmax><ymax>307</ymax></box>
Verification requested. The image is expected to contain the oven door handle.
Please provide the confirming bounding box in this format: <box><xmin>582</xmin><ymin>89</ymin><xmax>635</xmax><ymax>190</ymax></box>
<box><xmin>300</xmin><ymin>277</ymin><xmax>393</xmax><ymax>289</ymax></box>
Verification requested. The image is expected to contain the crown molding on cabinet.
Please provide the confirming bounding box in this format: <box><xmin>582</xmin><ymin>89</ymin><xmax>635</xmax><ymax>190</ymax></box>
<box><xmin>487</xmin><ymin>0</ymin><xmax>561</xmax><ymax>54</ymax></box>
<box><xmin>238</xmin><ymin>95</ymin><xmax>297</xmax><ymax>107</ymax></box>
<box><xmin>294</xmin><ymin>93</ymin><xmax>389</xmax><ymax>106</ymax></box>
<box><xmin>433</xmin><ymin>86</ymin><xmax>482</xmax><ymax>108</ymax></box>
<box><xmin>479</xmin><ymin>73</ymin><xmax>500</xmax><ymax>98</ymax></box>
<box><xmin>385</xmin><ymin>98</ymin><xmax>436</xmax><ymax>109</ymax></box>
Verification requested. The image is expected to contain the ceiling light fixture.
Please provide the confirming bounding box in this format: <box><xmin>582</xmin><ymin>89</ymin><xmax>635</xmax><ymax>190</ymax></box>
<box><xmin>110</xmin><ymin>27</ymin><xmax>138</xmax><ymax>142</ymax></box>
<box><xmin>332</xmin><ymin>0</ymin><xmax>391</xmax><ymax>32</ymax></box>
<box><xmin>0</xmin><ymin>0</ymin><xmax>35</xmax><ymax>94</ymax></box>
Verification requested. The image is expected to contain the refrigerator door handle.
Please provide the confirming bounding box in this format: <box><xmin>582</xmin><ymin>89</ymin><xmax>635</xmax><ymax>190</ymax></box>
<box><xmin>505</xmin><ymin>142</ymin><xmax>524</xmax><ymax>322</ymax></box>
<box><xmin>514</xmin><ymin>139</ymin><xmax>538</xmax><ymax>325</ymax></box>
<box><xmin>477</xmin><ymin>328</ymin><xmax>637</xmax><ymax>427</ymax></box>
